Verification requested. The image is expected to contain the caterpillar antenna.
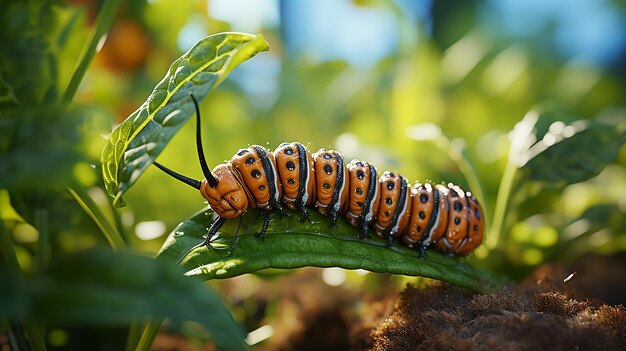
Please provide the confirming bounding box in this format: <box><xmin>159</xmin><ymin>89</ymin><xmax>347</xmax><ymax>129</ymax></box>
<box><xmin>153</xmin><ymin>161</ymin><xmax>201</xmax><ymax>190</ymax></box>
<box><xmin>191</xmin><ymin>93</ymin><xmax>218</xmax><ymax>188</ymax></box>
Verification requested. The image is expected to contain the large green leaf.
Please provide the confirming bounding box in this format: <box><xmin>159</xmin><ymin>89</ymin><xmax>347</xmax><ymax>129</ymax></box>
<box><xmin>521</xmin><ymin>117</ymin><xmax>626</xmax><ymax>187</ymax></box>
<box><xmin>101</xmin><ymin>32</ymin><xmax>269</xmax><ymax>206</ymax></box>
<box><xmin>0</xmin><ymin>249</ymin><xmax>248</xmax><ymax>351</ymax></box>
<box><xmin>157</xmin><ymin>209</ymin><xmax>507</xmax><ymax>293</ymax></box>
<box><xmin>0</xmin><ymin>0</ymin><xmax>61</xmax><ymax>105</ymax></box>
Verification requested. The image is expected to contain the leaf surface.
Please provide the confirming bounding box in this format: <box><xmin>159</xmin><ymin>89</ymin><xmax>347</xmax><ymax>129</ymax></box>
<box><xmin>522</xmin><ymin>117</ymin><xmax>626</xmax><ymax>187</ymax></box>
<box><xmin>8</xmin><ymin>249</ymin><xmax>249</xmax><ymax>351</ymax></box>
<box><xmin>158</xmin><ymin>209</ymin><xmax>506</xmax><ymax>293</ymax></box>
<box><xmin>101</xmin><ymin>32</ymin><xmax>269</xmax><ymax>206</ymax></box>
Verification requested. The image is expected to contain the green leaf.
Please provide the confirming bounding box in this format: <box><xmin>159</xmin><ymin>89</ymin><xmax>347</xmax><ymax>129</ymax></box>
<box><xmin>4</xmin><ymin>249</ymin><xmax>248</xmax><ymax>351</ymax></box>
<box><xmin>157</xmin><ymin>209</ymin><xmax>507</xmax><ymax>293</ymax></box>
<box><xmin>0</xmin><ymin>0</ymin><xmax>60</xmax><ymax>104</ymax></box>
<box><xmin>521</xmin><ymin>118</ymin><xmax>626</xmax><ymax>187</ymax></box>
<box><xmin>101</xmin><ymin>32</ymin><xmax>270</xmax><ymax>206</ymax></box>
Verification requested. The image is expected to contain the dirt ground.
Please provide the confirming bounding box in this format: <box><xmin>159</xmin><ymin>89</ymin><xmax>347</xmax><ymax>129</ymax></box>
<box><xmin>153</xmin><ymin>253</ymin><xmax>626</xmax><ymax>351</ymax></box>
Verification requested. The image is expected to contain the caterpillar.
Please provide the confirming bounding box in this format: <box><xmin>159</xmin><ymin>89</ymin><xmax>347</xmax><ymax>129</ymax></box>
<box><xmin>154</xmin><ymin>95</ymin><xmax>484</xmax><ymax>257</ymax></box>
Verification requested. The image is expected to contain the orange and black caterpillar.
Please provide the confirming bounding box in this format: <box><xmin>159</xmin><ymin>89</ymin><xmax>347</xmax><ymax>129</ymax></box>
<box><xmin>155</xmin><ymin>95</ymin><xmax>484</xmax><ymax>257</ymax></box>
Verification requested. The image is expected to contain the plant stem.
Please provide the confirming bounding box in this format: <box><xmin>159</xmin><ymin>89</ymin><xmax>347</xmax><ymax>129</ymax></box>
<box><xmin>485</xmin><ymin>159</ymin><xmax>518</xmax><ymax>250</ymax></box>
<box><xmin>24</xmin><ymin>322</ymin><xmax>48</xmax><ymax>351</ymax></box>
<box><xmin>68</xmin><ymin>179</ymin><xmax>126</xmax><ymax>250</ymax></box>
<box><xmin>135</xmin><ymin>318</ymin><xmax>164</xmax><ymax>351</ymax></box>
<box><xmin>62</xmin><ymin>0</ymin><xmax>121</xmax><ymax>103</ymax></box>
<box><xmin>486</xmin><ymin>111</ymin><xmax>538</xmax><ymax>250</ymax></box>
<box><xmin>5</xmin><ymin>322</ymin><xmax>30</xmax><ymax>351</ymax></box>
<box><xmin>0</xmin><ymin>222</ymin><xmax>47</xmax><ymax>351</ymax></box>
<box><xmin>107</xmin><ymin>190</ymin><xmax>131</xmax><ymax>245</ymax></box>
<box><xmin>125</xmin><ymin>320</ymin><xmax>143</xmax><ymax>351</ymax></box>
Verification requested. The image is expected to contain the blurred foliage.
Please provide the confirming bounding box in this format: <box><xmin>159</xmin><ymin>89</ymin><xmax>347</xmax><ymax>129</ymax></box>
<box><xmin>1</xmin><ymin>0</ymin><xmax>625</xmax><ymax>349</ymax></box>
<box><xmin>522</xmin><ymin>116</ymin><xmax>625</xmax><ymax>187</ymax></box>
<box><xmin>0</xmin><ymin>247</ymin><xmax>247</xmax><ymax>350</ymax></box>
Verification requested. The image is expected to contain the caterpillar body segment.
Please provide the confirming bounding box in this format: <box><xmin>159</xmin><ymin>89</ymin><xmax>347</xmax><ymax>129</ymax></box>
<box><xmin>312</xmin><ymin>149</ymin><xmax>350</xmax><ymax>227</ymax></box>
<box><xmin>274</xmin><ymin>142</ymin><xmax>316</xmax><ymax>221</ymax></box>
<box><xmin>373</xmin><ymin>172</ymin><xmax>412</xmax><ymax>246</ymax></box>
<box><xmin>230</xmin><ymin>146</ymin><xmax>283</xmax><ymax>212</ymax></box>
<box><xmin>404</xmin><ymin>183</ymin><xmax>449</xmax><ymax>256</ymax></box>
<box><xmin>345</xmin><ymin>160</ymin><xmax>380</xmax><ymax>239</ymax></box>
<box><xmin>434</xmin><ymin>186</ymin><xmax>485</xmax><ymax>256</ymax></box>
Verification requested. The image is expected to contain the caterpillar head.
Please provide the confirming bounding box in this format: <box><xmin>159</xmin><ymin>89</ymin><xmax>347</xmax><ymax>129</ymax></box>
<box><xmin>200</xmin><ymin>164</ymin><xmax>252</xmax><ymax>219</ymax></box>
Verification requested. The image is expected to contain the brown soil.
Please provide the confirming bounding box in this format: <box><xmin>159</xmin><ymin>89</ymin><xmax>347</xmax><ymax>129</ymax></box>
<box><xmin>151</xmin><ymin>253</ymin><xmax>626</xmax><ymax>350</ymax></box>
<box><xmin>369</xmin><ymin>280</ymin><xmax>625</xmax><ymax>350</ymax></box>
<box><xmin>367</xmin><ymin>254</ymin><xmax>626</xmax><ymax>350</ymax></box>
<box><xmin>264</xmin><ymin>253</ymin><xmax>626</xmax><ymax>351</ymax></box>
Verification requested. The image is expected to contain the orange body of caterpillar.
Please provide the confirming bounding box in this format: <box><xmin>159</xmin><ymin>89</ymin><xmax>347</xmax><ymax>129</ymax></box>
<box><xmin>198</xmin><ymin>142</ymin><xmax>484</xmax><ymax>257</ymax></box>
<box><xmin>155</xmin><ymin>95</ymin><xmax>483</xmax><ymax>257</ymax></box>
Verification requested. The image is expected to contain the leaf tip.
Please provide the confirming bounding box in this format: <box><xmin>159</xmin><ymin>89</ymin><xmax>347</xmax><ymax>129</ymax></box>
<box><xmin>254</xmin><ymin>33</ymin><xmax>271</xmax><ymax>52</ymax></box>
<box><xmin>113</xmin><ymin>192</ymin><xmax>126</xmax><ymax>208</ymax></box>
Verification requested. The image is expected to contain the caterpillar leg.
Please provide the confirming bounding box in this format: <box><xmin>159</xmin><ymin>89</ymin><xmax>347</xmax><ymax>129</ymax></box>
<box><xmin>298</xmin><ymin>204</ymin><xmax>310</xmax><ymax>223</ymax></box>
<box><xmin>329</xmin><ymin>210</ymin><xmax>339</xmax><ymax>228</ymax></box>
<box><xmin>358</xmin><ymin>221</ymin><xmax>371</xmax><ymax>240</ymax></box>
<box><xmin>277</xmin><ymin>205</ymin><xmax>288</xmax><ymax>219</ymax></box>
<box><xmin>271</xmin><ymin>198</ymin><xmax>289</xmax><ymax>219</ymax></box>
<box><xmin>418</xmin><ymin>244</ymin><xmax>427</xmax><ymax>259</ymax></box>
<box><xmin>176</xmin><ymin>217</ymin><xmax>226</xmax><ymax>265</ymax></box>
<box><xmin>383</xmin><ymin>228</ymin><xmax>395</xmax><ymax>247</ymax></box>
<box><xmin>201</xmin><ymin>216</ymin><xmax>228</xmax><ymax>247</ymax></box>
<box><xmin>255</xmin><ymin>210</ymin><xmax>271</xmax><ymax>240</ymax></box>
<box><xmin>178</xmin><ymin>216</ymin><xmax>228</xmax><ymax>265</ymax></box>
<box><xmin>230</xmin><ymin>216</ymin><xmax>244</xmax><ymax>246</ymax></box>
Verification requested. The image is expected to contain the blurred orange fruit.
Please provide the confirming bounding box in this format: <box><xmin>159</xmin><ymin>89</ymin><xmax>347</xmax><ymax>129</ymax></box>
<box><xmin>98</xmin><ymin>20</ymin><xmax>150</xmax><ymax>72</ymax></box>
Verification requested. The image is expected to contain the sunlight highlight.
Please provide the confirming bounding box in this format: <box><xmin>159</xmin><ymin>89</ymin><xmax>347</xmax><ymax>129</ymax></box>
<box><xmin>135</xmin><ymin>220</ymin><xmax>166</xmax><ymax>240</ymax></box>
<box><xmin>246</xmin><ymin>325</ymin><xmax>274</xmax><ymax>346</ymax></box>
<box><xmin>442</xmin><ymin>31</ymin><xmax>490</xmax><ymax>84</ymax></box>
<box><xmin>482</xmin><ymin>45</ymin><xmax>527</xmax><ymax>95</ymax></box>
<box><xmin>322</xmin><ymin>267</ymin><xmax>346</xmax><ymax>286</ymax></box>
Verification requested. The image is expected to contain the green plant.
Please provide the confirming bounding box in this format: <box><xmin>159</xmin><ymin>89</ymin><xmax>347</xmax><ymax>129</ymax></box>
<box><xmin>2</xmin><ymin>1</ymin><xmax>624</xmax><ymax>350</ymax></box>
<box><xmin>0</xmin><ymin>2</ymin><xmax>261</xmax><ymax>350</ymax></box>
